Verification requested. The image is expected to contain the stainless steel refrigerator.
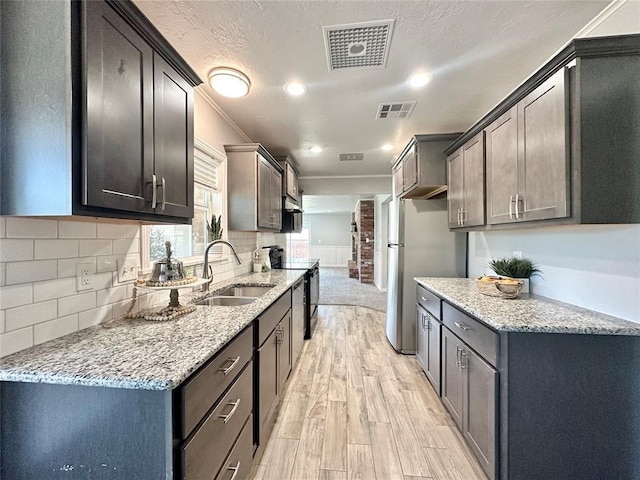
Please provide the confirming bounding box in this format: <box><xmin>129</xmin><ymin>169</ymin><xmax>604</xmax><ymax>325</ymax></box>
<box><xmin>386</xmin><ymin>198</ymin><xmax>466</xmax><ymax>353</ymax></box>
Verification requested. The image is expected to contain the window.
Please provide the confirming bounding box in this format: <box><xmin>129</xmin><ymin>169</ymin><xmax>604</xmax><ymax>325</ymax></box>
<box><xmin>142</xmin><ymin>139</ymin><xmax>225</xmax><ymax>268</ymax></box>
<box><xmin>286</xmin><ymin>222</ymin><xmax>310</xmax><ymax>261</ymax></box>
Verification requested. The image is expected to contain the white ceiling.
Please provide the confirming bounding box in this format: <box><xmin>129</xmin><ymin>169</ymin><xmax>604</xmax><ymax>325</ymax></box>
<box><xmin>135</xmin><ymin>0</ymin><xmax>609</xmax><ymax>178</ymax></box>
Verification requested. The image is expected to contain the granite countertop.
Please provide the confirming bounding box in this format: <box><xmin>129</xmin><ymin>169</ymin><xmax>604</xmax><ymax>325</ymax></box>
<box><xmin>415</xmin><ymin>277</ymin><xmax>640</xmax><ymax>336</ymax></box>
<box><xmin>0</xmin><ymin>270</ymin><xmax>305</xmax><ymax>391</ymax></box>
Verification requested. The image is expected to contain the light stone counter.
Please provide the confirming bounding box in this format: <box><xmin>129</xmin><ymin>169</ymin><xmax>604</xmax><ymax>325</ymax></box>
<box><xmin>415</xmin><ymin>277</ymin><xmax>640</xmax><ymax>336</ymax></box>
<box><xmin>0</xmin><ymin>270</ymin><xmax>305</xmax><ymax>390</ymax></box>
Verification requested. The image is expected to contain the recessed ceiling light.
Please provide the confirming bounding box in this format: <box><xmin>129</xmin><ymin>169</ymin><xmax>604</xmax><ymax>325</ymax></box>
<box><xmin>284</xmin><ymin>82</ymin><xmax>307</xmax><ymax>96</ymax></box>
<box><xmin>310</xmin><ymin>146</ymin><xmax>322</xmax><ymax>153</ymax></box>
<box><xmin>381</xmin><ymin>144</ymin><xmax>393</xmax><ymax>151</ymax></box>
<box><xmin>407</xmin><ymin>73</ymin><xmax>432</xmax><ymax>88</ymax></box>
<box><xmin>208</xmin><ymin>67</ymin><xmax>251</xmax><ymax>98</ymax></box>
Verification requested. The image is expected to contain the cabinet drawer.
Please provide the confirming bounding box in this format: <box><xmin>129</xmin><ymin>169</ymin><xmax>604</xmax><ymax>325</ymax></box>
<box><xmin>417</xmin><ymin>284</ymin><xmax>441</xmax><ymax>319</ymax></box>
<box><xmin>258</xmin><ymin>290</ymin><xmax>291</xmax><ymax>346</ymax></box>
<box><xmin>183</xmin><ymin>361</ymin><xmax>253</xmax><ymax>480</ymax></box>
<box><xmin>179</xmin><ymin>325</ymin><xmax>253</xmax><ymax>439</ymax></box>
<box><xmin>215</xmin><ymin>414</ymin><xmax>253</xmax><ymax>480</ymax></box>
<box><xmin>442</xmin><ymin>302</ymin><xmax>498</xmax><ymax>367</ymax></box>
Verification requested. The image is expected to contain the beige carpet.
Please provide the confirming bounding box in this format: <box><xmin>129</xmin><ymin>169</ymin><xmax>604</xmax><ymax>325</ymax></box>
<box><xmin>319</xmin><ymin>267</ymin><xmax>387</xmax><ymax>312</ymax></box>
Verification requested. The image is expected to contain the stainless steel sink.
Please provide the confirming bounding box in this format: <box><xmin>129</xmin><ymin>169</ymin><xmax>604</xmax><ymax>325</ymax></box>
<box><xmin>195</xmin><ymin>296</ymin><xmax>257</xmax><ymax>307</ymax></box>
<box><xmin>213</xmin><ymin>285</ymin><xmax>274</xmax><ymax>297</ymax></box>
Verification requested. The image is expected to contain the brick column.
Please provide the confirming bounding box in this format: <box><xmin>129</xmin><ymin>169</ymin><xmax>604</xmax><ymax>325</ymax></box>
<box><xmin>356</xmin><ymin>200</ymin><xmax>374</xmax><ymax>284</ymax></box>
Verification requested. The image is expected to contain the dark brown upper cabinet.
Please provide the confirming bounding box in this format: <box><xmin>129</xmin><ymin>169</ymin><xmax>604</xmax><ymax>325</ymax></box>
<box><xmin>445</xmin><ymin>34</ymin><xmax>640</xmax><ymax>230</ymax></box>
<box><xmin>447</xmin><ymin>132</ymin><xmax>485</xmax><ymax>229</ymax></box>
<box><xmin>0</xmin><ymin>0</ymin><xmax>201</xmax><ymax>223</ymax></box>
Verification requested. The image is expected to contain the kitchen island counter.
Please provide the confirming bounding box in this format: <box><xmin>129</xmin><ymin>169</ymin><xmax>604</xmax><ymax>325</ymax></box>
<box><xmin>415</xmin><ymin>277</ymin><xmax>640</xmax><ymax>335</ymax></box>
<box><xmin>0</xmin><ymin>270</ymin><xmax>305</xmax><ymax>390</ymax></box>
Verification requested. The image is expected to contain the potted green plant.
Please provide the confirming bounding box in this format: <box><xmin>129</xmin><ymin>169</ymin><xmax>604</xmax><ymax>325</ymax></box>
<box><xmin>206</xmin><ymin>214</ymin><xmax>224</xmax><ymax>256</ymax></box>
<box><xmin>488</xmin><ymin>257</ymin><xmax>541</xmax><ymax>293</ymax></box>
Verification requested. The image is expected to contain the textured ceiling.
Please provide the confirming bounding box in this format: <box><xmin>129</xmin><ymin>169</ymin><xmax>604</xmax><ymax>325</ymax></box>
<box><xmin>134</xmin><ymin>0</ymin><xmax>609</xmax><ymax>178</ymax></box>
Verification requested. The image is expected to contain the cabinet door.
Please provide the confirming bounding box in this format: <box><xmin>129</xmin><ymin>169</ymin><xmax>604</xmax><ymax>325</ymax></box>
<box><xmin>402</xmin><ymin>146</ymin><xmax>418</xmax><ymax>193</ymax></box>
<box><xmin>441</xmin><ymin>328</ymin><xmax>463</xmax><ymax>428</ymax></box>
<box><xmin>415</xmin><ymin>304</ymin><xmax>428</xmax><ymax>373</ymax></box>
<box><xmin>271</xmin><ymin>168</ymin><xmax>282</xmax><ymax>230</ymax></box>
<box><xmin>426</xmin><ymin>316</ymin><xmax>442</xmax><ymax>396</ymax></box>
<box><xmin>462</xmin><ymin>347</ymin><xmax>498</xmax><ymax>480</ymax></box>
<box><xmin>84</xmin><ymin>1</ymin><xmax>153</xmax><ymax>213</ymax></box>
<box><xmin>447</xmin><ymin>149</ymin><xmax>464</xmax><ymax>229</ymax></box>
<box><xmin>286</xmin><ymin>163</ymin><xmax>297</xmax><ymax>198</ymax></box>
<box><xmin>258</xmin><ymin>329</ymin><xmax>278</xmax><ymax>443</ymax></box>
<box><xmin>461</xmin><ymin>132</ymin><xmax>485</xmax><ymax>227</ymax></box>
<box><xmin>486</xmin><ymin>107</ymin><xmax>518</xmax><ymax>225</ymax></box>
<box><xmin>517</xmin><ymin>68</ymin><xmax>569</xmax><ymax>222</ymax></box>
<box><xmin>257</xmin><ymin>156</ymin><xmax>272</xmax><ymax>228</ymax></box>
<box><xmin>153</xmin><ymin>53</ymin><xmax>194</xmax><ymax>219</ymax></box>
<box><xmin>278</xmin><ymin>313</ymin><xmax>292</xmax><ymax>392</ymax></box>
<box><xmin>393</xmin><ymin>163</ymin><xmax>403</xmax><ymax>198</ymax></box>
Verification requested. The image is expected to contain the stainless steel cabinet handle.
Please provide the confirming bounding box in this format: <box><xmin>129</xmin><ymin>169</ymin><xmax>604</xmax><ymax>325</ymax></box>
<box><xmin>161</xmin><ymin>177</ymin><xmax>166</xmax><ymax>210</ymax></box>
<box><xmin>514</xmin><ymin>193</ymin><xmax>520</xmax><ymax>219</ymax></box>
<box><xmin>454</xmin><ymin>321</ymin><xmax>470</xmax><ymax>331</ymax></box>
<box><xmin>461</xmin><ymin>209</ymin><xmax>467</xmax><ymax>225</ymax></box>
<box><xmin>425</xmin><ymin>317</ymin><xmax>431</xmax><ymax>330</ymax></box>
<box><xmin>421</xmin><ymin>296</ymin><xmax>430</xmax><ymax>303</ymax></box>
<box><xmin>219</xmin><ymin>356</ymin><xmax>241</xmax><ymax>375</ymax></box>
<box><xmin>151</xmin><ymin>174</ymin><xmax>157</xmax><ymax>209</ymax></box>
<box><xmin>456</xmin><ymin>208</ymin><xmax>461</xmax><ymax>226</ymax></box>
<box><xmin>460</xmin><ymin>350</ymin><xmax>467</xmax><ymax>369</ymax></box>
<box><xmin>456</xmin><ymin>345</ymin><xmax>461</xmax><ymax>367</ymax></box>
<box><xmin>219</xmin><ymin>398</ymin><xmax>240</xmax><ymax>424</ymax></box>
<box><xmin>227</xmin><ymin>462</ymin><xmax>241</xmax><ymax>480</ymax></box>
<box><xmin>509</xmin><ymin>195</ymin><xmax>515</xmax><ymax>219</ymax></box>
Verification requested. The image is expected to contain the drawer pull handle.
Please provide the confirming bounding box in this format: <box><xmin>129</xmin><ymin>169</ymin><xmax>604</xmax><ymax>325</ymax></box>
<box><xmin>460</xmin><ymin>350</ymin><xmax>467</xmax><ymax>369</ymax></box>
<box><xmin>228</xmin><ymin>461</ymin><xmax>241</xmax><ymax>480</ymax></box>
<box><xmin>219</xmin><ymin>399</ymin><xmax>240</xmax><ymax>424</ymax></box>
<box><xmin>456</xmin><ymin>345</ymin><xmax>461</xmax><ymax>367</ymax></box>
<box><xmin>219</xmin><ymin>356</ymin><xmax>241</xmax><ymax>375</ymax></box>
<box><xmin>421</xmin><ymin>296</ymin><xmax>430</xmax><ymax>302</ymax></box>
<box><xmin>161</xmin><ymin>177</ymin><xmax>166</xmax><ymax>210</ymax></box>
<box><xmin>454</xmin><ymin>321</ymin><xmax>470</xmax><ymax>331</ymax></box>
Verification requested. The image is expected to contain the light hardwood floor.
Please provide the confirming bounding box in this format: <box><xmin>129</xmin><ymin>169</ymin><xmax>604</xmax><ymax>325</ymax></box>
<box><xmin>251</xmin><ymin>305</ymin><xmax>488</xmax><ymax>480</ymax></box>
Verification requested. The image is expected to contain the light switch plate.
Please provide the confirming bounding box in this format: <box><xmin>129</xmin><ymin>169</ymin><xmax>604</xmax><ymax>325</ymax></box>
<box><xmin>117</xmin><ymin>259</ymin><xmax>138</xmax><ymax>283</ymax></box>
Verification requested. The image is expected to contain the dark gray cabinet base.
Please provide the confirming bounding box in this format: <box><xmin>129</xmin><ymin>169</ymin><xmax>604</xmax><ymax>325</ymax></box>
<box><xmin>1</xmin><ymin>382</ymin><xmax>171</xmax><ymax>479</ymax></box>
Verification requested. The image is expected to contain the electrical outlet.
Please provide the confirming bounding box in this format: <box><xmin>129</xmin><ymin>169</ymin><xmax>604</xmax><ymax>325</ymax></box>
<box><xmin>513</xmin><ymin>250</ymin><xmax>523</xmax><ymax>259</ymax></box>
<box><xmin>76</xmin><ymin>263</ymin><xmax>94</xmax><ymax>291</ymax></box>
<box><xmin>117</xmin><ymin>259</ymin><xmax>138</xmax><ymax>283</ymax></box>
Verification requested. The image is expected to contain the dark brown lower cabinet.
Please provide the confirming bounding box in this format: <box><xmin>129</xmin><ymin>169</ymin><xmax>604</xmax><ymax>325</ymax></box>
<box><xmin>416</xmin><ymin>303</ymin><xmax>442</xmax><ymax>395</ymax></box>
<box><xmin>215</xmin><ymin>414</ymin><xmax>254</xmax><ymax>480</ymax></box>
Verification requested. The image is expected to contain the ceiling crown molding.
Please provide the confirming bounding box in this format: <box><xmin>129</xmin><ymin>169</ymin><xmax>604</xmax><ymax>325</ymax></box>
<box><xmin>195</xmin><ymin>87</ymin><xmax>252</xmax><ymax>143</ymax></box>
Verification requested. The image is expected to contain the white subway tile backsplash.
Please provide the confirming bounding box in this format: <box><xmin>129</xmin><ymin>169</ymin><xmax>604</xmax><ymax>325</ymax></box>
<box><xmin>0</xmin><ymin>284</ymin><xmax>33</xmax><ymax>310</ymax></box>
<box><xmin>112</xmin><ymin>298</ymin><xmax>134</xmax><ymax>318</ymax></box>
<box><xmin>93</xmin><ymin>272</ymin><xmax>114</xmax><ymax>291</ymax></box>
<box><xmin>124</xmin><ymin>225</ymin><xmax>140</xmax><ymax>238</ymax></box>
<box><xmin>97</xmin><ymin>255</ymin><xmax>120</xmax><ymax>273</ymax></box>
<box><xmin>0</xmin><ymin>311</ymin><xmax>5</xmax><ymax>333</ymax></box>
<box><xmin>79</xmin><ymin>239</ymin><xmax>112</xmax><ymax>257</ymax></box>
<box><xmin>5</xmin><ymin>260</ymin><xmax>58</xmax><ymax>285</ymax></box>
<box><xmin>35</xmin><ymin>239</ymin><xmax>79</xmax><ymax>259</ymax></box>
<box><xmin>0</xmin><ymin>239</ymin><xmax>34</xmax><ymax>262</ymax></box>
<box><xmin>0</xmin><ymin>217</ymin><xmax>5</xmax><ymax>238</ymax></box>
<box><xmin>97</xmin><ymin>224</ymin><xmax>126</xmax><ymax>239</ymax></box>
<box><xmin>113</xmin><ymin>238</ymin><xmax>139</xmax><ymax>255</ymax></box>
<box><xmin>6</xmin><ymin>217</ymin><xmax>57</xmax><ymax>238</ymax></box>
<box><xmin>96</xmin><ymin>285</ymin><xmax>127</xmax><ymax>306</ymax></box>
<box><xmin>58</xmin><ymin>257</ymin><xmax>96</xmax><ymax>278</ymax></box>
<box><xmin>79</xmin><ymin>305</ymin><xmax>113</xmax><ymax>330</ymax></box>
<box><xmin>58</xmin><ymin>291</ymin><xmax>96</xmax><ymax>316</ymax></box>
<box><xmin>5</xmin><ymin>300</ymin><xmax>57</xmax><ymax>331</ymax></box>
<box><xmin>59</xmin><ymin>221</ymin><xmax>97</xmax><ymax>239</ymax></box>
<box><xmin>0</xmin><ymin>327</ymin><xmax>33</xmax><ymax>358</ymax></box>
<box><xmin>34</xmin><ymin>314</ymin><xmax>78</xmax><ymax>345</ymax></box>
<box><xmin>0</xmin><ymin>263</ymin><xmax>5</xmax><ymax>287</ymax></box>
<box><xmin>33</xmin><ymin>277</ymin><xmax>77</xmax><ymax>303</ymax></box>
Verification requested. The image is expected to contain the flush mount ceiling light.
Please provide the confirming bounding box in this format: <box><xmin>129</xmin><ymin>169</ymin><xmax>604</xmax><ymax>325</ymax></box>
<box><xmin>208</xmin><ymin>67</ymin><xmax>251</xmax><ymax>98</ymax></box>
<box><xmin>381</xmin><ymin>144</ymin><xmax>393</xmax><ymax>151</ymax></box>
<box><xmin>284</xmin><ymin>82</ymin><xmax>307</xmax><ymax>96</ymax></box>
<box><xmin>310</xmin><ymin>146</ymin><xmax>323</xmax><ymax>153</ymax></box>
<box><xmin>407</xmin><ymin>73</ymin><xmax>433</xmax><ymax>88</ymax></box>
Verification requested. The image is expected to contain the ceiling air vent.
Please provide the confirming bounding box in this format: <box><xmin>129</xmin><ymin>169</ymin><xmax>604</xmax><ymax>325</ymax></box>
<box><xmin>376</xmin><ymin>101</ymin><xmax>416</xmax><ymax>119</ymax></box>
<box><xmin>323</xmin><ymin>20</ymin><xmax>395</xmax><ymax>71</ymax></box>
<box><xmin>339</xmin><ymin>153</ymin><xmax>364</xmax><ymax>162</ymax></box>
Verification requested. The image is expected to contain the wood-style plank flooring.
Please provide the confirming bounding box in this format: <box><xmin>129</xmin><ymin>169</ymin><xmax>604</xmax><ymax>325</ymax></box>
<box><xmin>250</xmin><ymin>305</ymin><xmax>488</xmax><ymax>480</ymax></box>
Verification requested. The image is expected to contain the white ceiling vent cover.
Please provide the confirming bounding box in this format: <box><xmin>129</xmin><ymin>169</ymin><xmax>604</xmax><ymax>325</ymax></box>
<box><xmin>339</xmin><ymin>153</ymin><xmax>364</xmax><ymax>161</ymax></box>
<box><xmin>376</xmin><ymin>101</ymin><xmax>416</xmax><ymax>119</ymax></box>
<box><xmin>323</xmin><ymin>20</ymin><xmax>395</xmax><ymax>71</ymax></box>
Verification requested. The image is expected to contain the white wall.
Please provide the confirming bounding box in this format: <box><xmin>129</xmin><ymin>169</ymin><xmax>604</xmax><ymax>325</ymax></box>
<box><xmin>299</xmin><ymin>176</ymin><xmax>392</xmax><ymax>195</ymax></box>
<box><xmin>374</xmin><ymin>194</ymin><xmax>391</xmax><ymax>291</ymax></box>
<box><xmin>306</xmin><ymin>213</ymin><xmax>351</xmax><ymax>246</ymax></box>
